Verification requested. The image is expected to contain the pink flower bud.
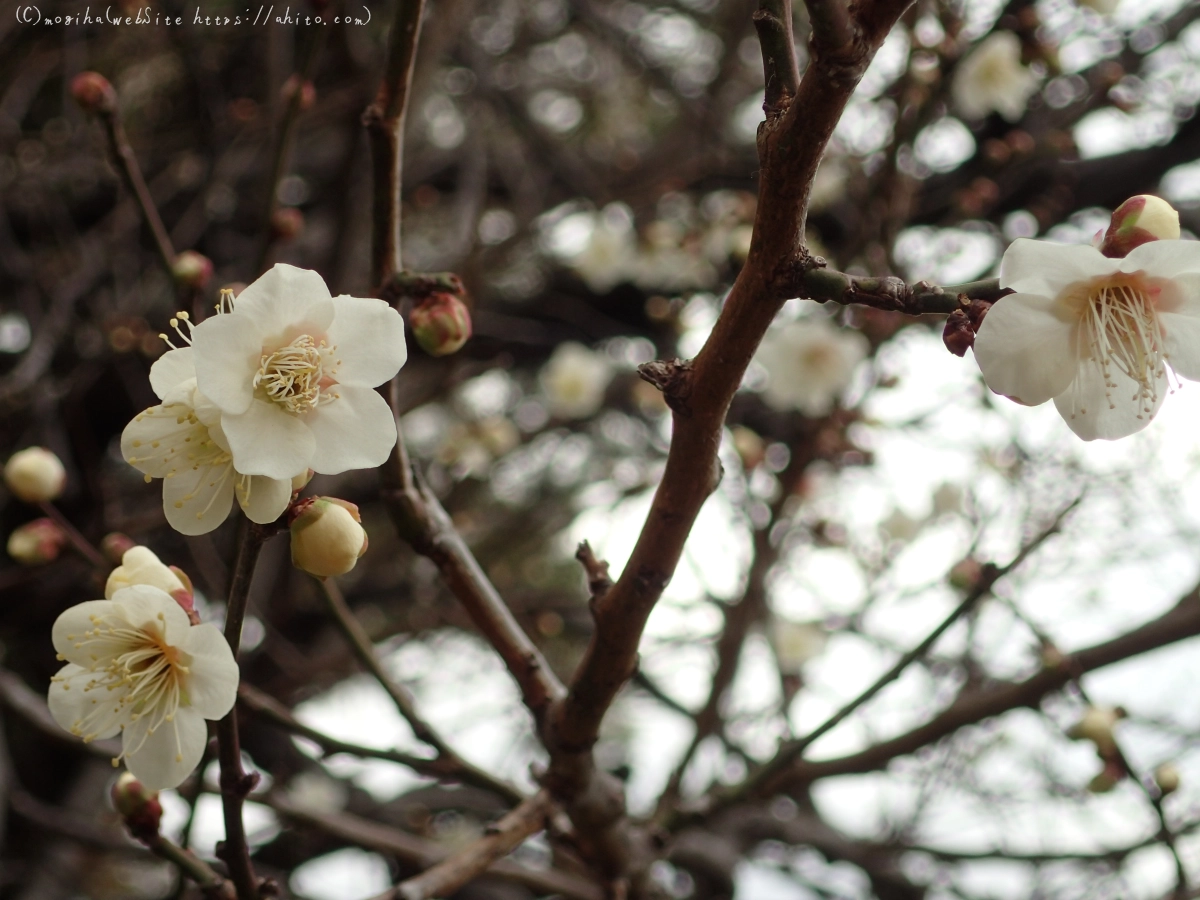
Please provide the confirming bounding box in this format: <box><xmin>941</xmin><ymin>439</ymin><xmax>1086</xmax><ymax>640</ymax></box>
<box><xmin>271</xmin><ymin>206</ymin><xmax>305</xmax><ymax>240</ymax></box>
<box><xmin>1099</xmin><ymin>195</ymin><xmax>1180</xmax><ymax>258</ymax></box>
<box><xmin>289</xmin><ymin>497</ymin><xmax>368</xmax><ymax>578</ymax></box>
<box><xmin>70</xmin><ymin>72</ymin><xmax>117</xmax><ymax>115</ymax></box>
<box><xmin>171</xmin><ymin>251</ymin><xmax>213</xmax><ymax>289</ymax></box>
<box><xmin>281</xmin><ymin>74</ymin><xmax>317</xmax><ymax>112</ymax></box>
<box><xmin>101</xmin><ymin>532</ymin><xmax>138</xmax><ymax>565</ymax></box>
<box><xmin>410</xmin><ymin>292</ymin><xmax>472</xmax><ymax>357</ymax></box>
<box><xmin>7</xmin><ymin>518</ymin><xmax>67</xmax><ymax>566</ymax></box>
<box><xmin>4</xmin><ymin>447</ymin><xmax>67</xmax><ymax>503</ymax></box>
<box><xmin>111</xmin><ymin>772</ymin><xmax>163</xmax><ymax>844</ymax></box>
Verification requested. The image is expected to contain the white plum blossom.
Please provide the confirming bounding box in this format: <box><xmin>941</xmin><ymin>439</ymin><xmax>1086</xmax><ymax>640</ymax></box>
<box><xmin>754</xmin><ymin>317</ymin><xmax>869</xmax><ymax>417</ymax></box>
<box><xmin>972</xmin><ymin>238</ymin><xmax>1200</xmax><ymax>440</ymax></box>
<box><xmin>122</xmin><ymin>346</ymin><xmax>294</xmax><ymax>535</ymax></box>
<box><xmin>768</xmin><ymin>618</ymin><xmax>828</xmax><ymax>674</ymax></box>
<box><xmin>951</xmin><ymin>32</ymin><xmax>1039</xmax><ymax>123</ymax></box>
<box><xmin>539</xmin><ymin>342</ymin><xmax>614</xmax><ymax>419</ymax></box>
<box><xmin>48</xmin><ymin>585</ymin><xmax>238</xmax><ymax>790</ymax></box>
<box><xmin>557</xmin><ymin>206</ymin><xmax>639</xmax><ymax>294</ymax></box>
<box><xmin>190</xmin><ymin>264</ymin><xmax>407</xmax><ymax>480</ymax></box>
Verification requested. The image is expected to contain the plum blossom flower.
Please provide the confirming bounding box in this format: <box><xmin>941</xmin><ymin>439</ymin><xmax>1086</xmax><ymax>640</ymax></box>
<box><xmin>48</xmin><ymin>585</ymin><xmax>238</xmax><ymax>790</ymax></box>
<box><xmin>189</xmin><ymin>265</ymin><xmax>407</xmax><ymax>480</ymax></box>
<box><xmin>539</xmin><ymin>342</ymin><xmax>614</xmax><ymax>419</ymax></box>
<box><xmin>754</xmin><ymin>317</ymin><xmax>868</xmax><ymax>417</ymax></box>
<box><xmin>951</xmin><ymin>32</ymin><xmax>1039</xmax><ymax>122</ymax></box>
<box><xmin>122</xmin><ymin>343</ymin><xmax>294</xmax><ymax>535</ymax></box>
<box><xmin>972</xmin><ymin>237</ymin><xmax>1200</xmax><ymax>440</ymax></box>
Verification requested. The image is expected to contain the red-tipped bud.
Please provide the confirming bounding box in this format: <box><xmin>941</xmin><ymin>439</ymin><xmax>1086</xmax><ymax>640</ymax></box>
<box><xmin>171</xmin><ymin>251</ymin><xmax>213</xmax><ymax>289</ymax></box>
<box><xmin>289</xmin><ymin>497</ymin><xmax>368</xmax><ymax>578</ymax></box>
<box><xmin>70</xmin><ymin>72</ymin><xmax>117</xmax><ymax>115</ymax></box>
<box><xmin>410</xmin><ymin>292</ymin><xmax>472</xmax><ymax>357</ymax></box>
<box><xmin>7</xmin><ymin>518</ymin><xmax>68</xmax><ymax>566</ymax></box>
<box><xmin>942</xmin><ymin>299</ymin><xmax>992</xmax><ymax>357</ymax></box>
<box><xmin>4</xmin><ymin>447</ymin><xmax>67</xmax><ymax>503</ymax></box>
<box><xmin>1099</xmin><ymin>195</ymin><xmax>1180</xmax><ymax>258</ymax></box>
<box><xmin>112</xmin><ymin>773</ymin><xmax>163</xmax><ymax>844</ymax></box>
<box><xmin>271</xmin><ymin>206</ymin><xmax>305</xmax><ymax>240</ymax></box>
<box><xmin>281</xmin><ymin>74</ymin><xmax>317</xmax><ymax>112</ymax></box>
<box><xmin>101</xmin><ymin>532</ymin><xmax>138</xmax><ymax>565</ymax></box>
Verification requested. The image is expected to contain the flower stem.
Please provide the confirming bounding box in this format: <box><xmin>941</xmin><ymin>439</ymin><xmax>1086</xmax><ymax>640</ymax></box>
<box><xmin>149</xmin><ymin>834</ymin><xmax>231</xmax><ymax>899</ymax></box>
<box><xmin>215</xmin><ymin>518</ymin><xmax>277</xmax><ymax>900</ymax></box>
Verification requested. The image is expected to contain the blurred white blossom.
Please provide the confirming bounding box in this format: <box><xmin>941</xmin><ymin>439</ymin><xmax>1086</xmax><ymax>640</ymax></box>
<box><xmin>952</xmin><ymin>32</ymin><xmax>1039</xmax><ymax>122</ymax></box>
<box><xmin>539</xmin><ymin>343</ymin><xmax>614</xmax><ymax>419</ymax></box>
<box><xmin>754</xmin><ymin>318</ymin><xmax>868</xmax><ymax>416</ymax></box>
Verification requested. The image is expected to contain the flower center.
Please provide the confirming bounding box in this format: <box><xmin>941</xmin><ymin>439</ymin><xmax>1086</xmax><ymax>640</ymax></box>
<box><xmin>1079</xmin><ymin>276</ymin><xmax>1165</xmax><ymax>417</ymax></box>
<box><xmin>54</xmin><ymin>610</ymin><xmax>191</xmax><ymax>763</ymax></box>
<box><xmin>254</xmin><ymin>334</ymin><xmax>338</xmax><ymax>414</ymax></box>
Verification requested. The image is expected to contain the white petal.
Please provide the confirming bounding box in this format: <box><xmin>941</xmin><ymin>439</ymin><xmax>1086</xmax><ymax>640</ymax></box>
<box><xmin>326</xmin><ymin>296</ymin><xmax>408</xmax><ymax>386</ymax></box>
<box><xmin>52</xmin><ymin>600</ymin><xmax>115</xmax><ymax>664</ymax></box>
<box><xmin>48</xmin><ymin>664</ymin><xmax>125</xmax><ymax>739</ymax></box>
<box><xmin>222</xmin><ymin>399</ymin><xmax>315</xmax><ymax>479</ymax></box>
<box><xmin>304</xmin><ymin>384</ymin><xmax>397</xmax><ymax>474</ymax></box>
<box><xmin>230</xmin><ymin>264</ymin><xmax>335</xmax><ymax>345</ymax></box>
<box><xmin>163</xmin><ymin>461</ymin><xmax>237</xmax><ymax>536</ymax></box>
<box><xmin>179</xmin><ymin>624</ymin><xmax>240</xmax><ymax>719</ymax></box>
<box><xmin>971</xmin><ymin>293</ymin><xmax>1079</xmax><ymax>406</ymax></box>
<box><xmin>237</xmin><ymin>474</ymin><xmax>293</xmax><ymax>524</ymax></box>
<box><xmin>1160</xmin><ymin>276</ymin><xmax>1200</xmax><ymax>382</ymax></box>
<box><xmin>999</xmin><ymin>239</ymin><xmax>1115</xmax><ymax>298</ymax></box>
<box><xmin>1053</xmin><ymin>355</ymin><xmax>1166</xmax><ymax>441</ymax></box>
<box><xmin>111</xmin><ymin>585</ymin><xmax>192</xmax><ymax>644</ymax></box>
<box><xmin>122</xmin><ymin>402</ymin><xmax>206</xmax><ymax>479</ymax></box>
<box><xmin>123</xmin><ymin>706</ymin><xmax>209</xmax><ymax>790</ymax></box>
<box><xmin>192</xmin><ymin>313</ymin><xmax>262</xmax><ymax>415</ymax></box>
<box><xmin>149</xmin><ymin>348</ymin><xmax>196</xmax><ymax>400</ymax></box>
<box><xmin>1121</xmin><ymin>239</ymin><xmax>1200</xmax><ymax>280</ymax></box>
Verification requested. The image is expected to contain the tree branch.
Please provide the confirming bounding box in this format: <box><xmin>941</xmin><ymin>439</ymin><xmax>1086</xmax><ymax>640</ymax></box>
<box><xmin>381</xmin><ymin>791</ymin><xmax>554</xmax><ymax>900</ymax></box>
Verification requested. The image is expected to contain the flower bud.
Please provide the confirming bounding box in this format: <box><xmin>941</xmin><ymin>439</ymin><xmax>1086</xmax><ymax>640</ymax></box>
<box><xmin>111</xmin><ymin>772</ymin><xmax>163</xmax><ymax>844</ymax></box>
<box><xmin>1155</xmin><ymin>762</ymin><xmax>1180</xmax><ymax>795</ymax></box>
<box><xmin>410</xmin><ymin>292</ymin><xmax>472</xmax><ymax>357</ymax></box>
<box><xmin>172</xmin><ymin>251</ymin><xmax>214</xmax><ymax>290</ymax></box>
<box><xmin>1067</xmin><ymin>705</ymin><xmax>1126</xmax><ymax>757</ymax></box>
<box><xmin>271</xmin><ymin>206</ymin><xmax>305</xmax><ymax>240</ymax></box>
<box><xmin>732</xmin><ymin>426</ymin><xmax>765</xmax><ymax>470</ymax></box>
<box><xmin>106</xmin><ymin>547</ymin><xmax>197</xmax><ymax>621</ymax></box>
<box><xmin>289</xmin><ymin>497</ymin><xmax>368</xmax><ymax>578</ymax></box>
<box><xmin>101</xmin><ymin>532</ymin><xmax>138</xmax><ymax>565</ymax></box>
<box><xmin>1099</xmin><ymin>195</ymin><xmax>1180</xmax><ymax>258</ymax></box>
<box><xmin>7</xmin><ymin>518</ymin><xmax>67</xmax><ymax>566</ymax></box>
<box><xmin>281</xmin><ymin>74</ymin><xmax>317</xmax><ymax>111</ymax></box>
<box><xmin>1088</xmin><ymin>758</ymin><xmax>1126</xmax><ymax>794</ymax></box>
<box><xmin>4</xmin><ymin>447</ymin><xmax>67</xmax><ymax>503</ymax></box>
<box><xmin>70</xmin><ymin>71</ymin><xmax>117</xmax><ymax>115</ymax></box>
<box><xmin>948</xmin><ymin>557</ymin><xmax>983</xmax><ymax>592</ymax></box>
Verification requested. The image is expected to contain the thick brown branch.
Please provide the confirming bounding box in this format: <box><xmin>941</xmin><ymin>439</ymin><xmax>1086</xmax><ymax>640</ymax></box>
<box><xmin>382</xmin><ymin>791</ymin><xmax>554</xmax><ymax>900</ymax></box>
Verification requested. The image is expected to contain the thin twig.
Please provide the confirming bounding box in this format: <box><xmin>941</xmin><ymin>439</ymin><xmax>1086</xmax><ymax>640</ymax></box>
<box><xmin>380</xmin><ymin>790</ymin><xmax>554</xmax><ymax>900</ymax></box>
<box><xmin>215</xmin><ymin>519</ymin><xmax>277</xmax><ymax>900</ymax></box>
<box><xmin>316</xmin><ymin>577</ymin><xmax>524</xmax><ymax>801</ymax></box>
<box><xmin>149</xmin><ymin>835</ymin><xmax>233</xmax><ymax>899</ymax></box>
<box><xmin>38</xmin><ymin>501</ymin><xmax>107</xmax><ymax>570</ymax></box>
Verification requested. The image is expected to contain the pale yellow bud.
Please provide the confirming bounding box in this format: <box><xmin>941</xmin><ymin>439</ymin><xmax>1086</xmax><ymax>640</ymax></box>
<box><xmin>1100</xmin><ymin>195</ymin><xmax>1180</xmax><ymax>257</ymax></box>
<box><xmin>290</xmin><ymin>497</ymin><xmax>368</xmax><ymax>578</ymax></box>
<box><xmin>105</xmin><ymin>546</ymin><xmax>188</xmax><ymax>600</ymax></box>
<box><xmin>1067</xmin><ymin>705</ymin><xmax>1125</xmax><ymax>757</ymax></box>
<box><xmin>1155</xmin><ymin>763</ymin><xmax>1180</xmax><ymax>795</ymax></box>
<box><xmin>4</xmin><ymin>447</ymin><xmax>66</xmax><ymax>503</ymax></box>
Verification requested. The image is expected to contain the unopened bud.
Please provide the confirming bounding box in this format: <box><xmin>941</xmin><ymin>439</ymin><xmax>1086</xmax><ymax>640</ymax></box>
<box><xmin>1067</xmin><ymin>705</ymin><xmax>1126</xmax><ymax>757</ymax></box>
<box><xmin>70</xmin><ymin>71</ymin><xmax>117</xmax><ymax>114</ymax></box>
<box><xmin>7</xmin><ymin>518</ymin><xmax>67</xmax><ymax>565</ymax></box>
<box><xmin>1088</xmin><ymin>758</ymin><xmax>1126</xmax><ymax>794</ymax></box>
<box><xmin>101</xmin><ymin>532</ymin><xmax>138</xmax><ymax>565</ymax></box>
<box><xmin>106</xmin><ymin>546</ymin><xmax>194</xmax><ymax>623</ymax></box>
<box><xmin>171</xmin><ymin>251</ymin><xmax>213</xmax><ymax>289</ymax></box>
<box><xmin>948</xmin><ymin>557</ymin><xmax>983</xmax><ymax>591</ymax></box>
<box><xmin>1155</xmin><ymin>762</ymin><xmax>1181</xmax><ymax>795</ymax></box>
<box><xmin>281</xmin><ymin>74</ymin><xmax>317</xmax><ymax>111</ymax></box>
<box><xmin>1099</xmin><ymin>195</ymin><xmax>1180</xmax><ymax>258</ymax></box>
<box><xmin>410</xmin><ymin>292</ymin><xmax>472</xmax><ymax>357</ymax></box>
<box><xmin>4</xmin><ymin>447</ymin><xmax>67</xmax><ymax>503</ymax></box>
<box><xmin>271</xmin><ymin>206</ymin><xmax>305</xmax><ymax>240</ymax></box>
<box><xmin>111</xmin><ymin>772</ymin><xmax>163</xmax><ymax>844</ymax></box>
<box><xmin>289</xmin><ymin>497</ymin><xmax>368</xmax><ymax>578</ymax></box>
